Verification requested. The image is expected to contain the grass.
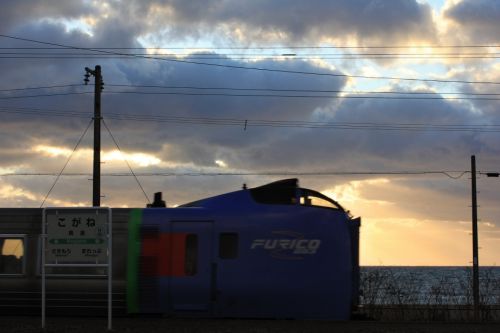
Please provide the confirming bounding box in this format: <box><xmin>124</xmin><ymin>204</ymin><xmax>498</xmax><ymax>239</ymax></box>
<box><xmin>359</xmin><ymin>267</ymin><xmax>500</xmax><ymax>321</ymax></box>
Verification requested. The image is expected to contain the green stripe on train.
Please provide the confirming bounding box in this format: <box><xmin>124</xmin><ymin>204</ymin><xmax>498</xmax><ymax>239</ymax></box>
<box><xmin>126</xmin><ymin>208</ymin><xmax>142</xmax><ymax>313</ymax></box>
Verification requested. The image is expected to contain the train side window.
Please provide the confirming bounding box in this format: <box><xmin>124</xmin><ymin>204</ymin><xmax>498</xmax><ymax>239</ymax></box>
<box><xmin>0</xmin><ymin>235</ymin><xmax>26</xmax><ymax>275</ymax></box>
<box><xmin>185</xmin><ymin>234</ymin><xmax>198</xmax><ymax>276</ymax></box>
<box><xmin>219</xmin><ymin>233</ymin><xmax>239</xmax><ymax>259</ymax></box>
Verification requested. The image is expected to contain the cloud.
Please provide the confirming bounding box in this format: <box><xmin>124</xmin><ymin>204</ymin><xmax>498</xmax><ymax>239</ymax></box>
<box><xmin>361</xmin><ymin>217</ymin><xmax>474</xmax><ymax>265</ymax></box>
<box><xmin>0</xmin><ymin>0</ymin><xmax>94</xmax><ymax>33</ymax></box>
<box><xmin>152</xmin><ymin>0</ymin><xmax>437</xmax><ymax>46</ymax></box>
<box><xmin>212</xmin><ymin>89</ymin><xmax>500</xmax><ymax>174</ymax></box>
<box><xmin>443</xmin><ymin>0</ymin><xmax>500</xmax><ymax>43</ymax></box>
<box><xmin>1</xmin><ymin>1</ymin><xmax>437</xmax><ymax>47</ymax></box>
<box><xmin>84</xmin><ymin>56</ymin><xmax>348</xmax><ymax>164</ymax></box>
<box><xmin>453</xmin><ymin>63</ymin><xmax>500</xmax><ymax>117</ymax></box>
<box><xmin>320</xmin><ymin>177</ymin><xmax>500</xmax><ymax>265</ymax></box>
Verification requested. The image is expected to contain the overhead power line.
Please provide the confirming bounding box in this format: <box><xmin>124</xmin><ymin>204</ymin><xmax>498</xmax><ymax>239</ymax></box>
<box><xmin>2</xmin><ymin>82</ymin><xmax>498</xmax><ymax>97</ymax></box>
<box><xmin>1</xmin><ymin>105</ymin><xmax>500</xmax><ymax>133</ymax></box>
<box><xmin>1</xmin><ymin>34</ymin><xmax>499</xmax><ymax>85</ymax></box>
<box><xmin>102</xmin><ymin>116</ymin><xmax>500</xmax><ymax>132</ymax></box>
<box><xmin>1</xmin><ymin>51</ymin><xmax>498</xmax><ymax>56</ymax></box>
<box><xmin>0</xmin><ymin>84</ymin><xmax>500</xmax><ymax>101</ymax></box>
<box><xmin>0</xmin><ymin>170</ymin><xmax>472</xmax><ymax>179</ymax></box>
<box><xmin>0</xmin><ymin>106</ymin><xmax>90</xmax><ymax>118</ymax></box>
<box><xmin>0</xmin><ymin>45</ymin><xmax>497</xmax><ymax>50</ymax></box>
<box><xmin>104</xmin><ymin>84</ymin><xmax>500</xmax><ymax>96</ymax></box>
<box><xmin>1</xmin><ymin>52</ymin><xmax>499</xmax><ymax>60</ymax></box>
<box><xmin>0</xmin><ymin>84</ymin><xmax>84</xmax><ymax>92</ymax></box>
<box><xmin>0</xmin><ymin>91</ymin><xmax>92</xmax><ymax>100</ymax></box>
<box><xmin>101</xmin><ymin>90</ymin><xmax>500</xmax><ymax>101</ymax></box>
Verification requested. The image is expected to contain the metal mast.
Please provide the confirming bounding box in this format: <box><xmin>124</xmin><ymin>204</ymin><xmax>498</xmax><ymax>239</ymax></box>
<box><xmin>471</xmin><ymin>155</ymin><xmax>480</xmax><ymax>320</ymax></box>
<box><xmin>84</xmin><ymin>65</ymin><xmax>103</xmax><ymax>207</ymax></box>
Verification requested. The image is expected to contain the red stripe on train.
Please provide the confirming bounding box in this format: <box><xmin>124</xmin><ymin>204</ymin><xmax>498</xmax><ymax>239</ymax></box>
<box><xmin>140</xmin><ymin>233</ymin><xmax>187</xmax><ymax>277</ymax></box>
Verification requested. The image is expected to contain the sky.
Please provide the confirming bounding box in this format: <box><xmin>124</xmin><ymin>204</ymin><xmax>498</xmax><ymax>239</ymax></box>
<box><xmin>0</xmin><ymin>0</ymin><xmax>499</xmax><ymax>266</ymax></box>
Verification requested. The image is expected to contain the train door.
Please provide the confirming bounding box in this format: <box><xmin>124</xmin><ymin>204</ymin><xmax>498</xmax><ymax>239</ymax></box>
<box><xmin>169</xmin><ymin>221</ymin><xmax>213</xmax><ymax>313</ymax></box>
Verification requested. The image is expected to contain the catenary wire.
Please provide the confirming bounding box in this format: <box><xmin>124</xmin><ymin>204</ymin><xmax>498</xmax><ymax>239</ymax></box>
<box><xmin>2</xmin><ymin>89</ymin><xmax>498</xmax><ymax>101</ymax></box>
<box><xmin>1</xmin><ymin>51</ymin><xmax>498</xmax><ymax>56</ymax></box>
<box><xmin>1</xmin><ymin>34</ymin><xmax>499</xmax><ymax>85</ymax></box>
<box><xmin>0</xmin><ymin>92</ymin><xmax>92</xmax><ymax>100</ymax></box>
<box><xmin>0</xmin><ymin>45</ymin><xmax>497</xmax><ymax>49</ymax></box>
<box><xmin>0</xmin><ymin>84</ymin><xmax>84</xmax><ymax>92</ymax></box>
<box><xmin>103</xmin><ymin>84</ymin><xmax>500</xmax><ymax>96</ymax></box>
<box><xmin>101</xmin><ymin>90</ymin><xmax>500</xmax><ymax>101</ymax></box>
<box><xmin>0</xmin><ymin>171</ymin><xmax>473</xmax><ymax>179</ymax></box>
<box><xmin>1</xmin><ymin>105</ymin><xmax>499</xmax><ymax>131</ymax></box>
<box><xmin>1</xmin><ymin>52</ymin><xmax>499</xmax><ymax>60</ymax></box>
<box><xmin>2</xmin><ymin>82</ymin><xmax>499</xmax><ymax>97</ymax></box>
<box><xmin>0</xmin><ymin>57</ymin><xmax>496</xmax><ymax>61</ymax></box>
<box><xmin>1</xmin><ymin>106</ymin><xmax>500</xmax><ymax>133</ymax></box>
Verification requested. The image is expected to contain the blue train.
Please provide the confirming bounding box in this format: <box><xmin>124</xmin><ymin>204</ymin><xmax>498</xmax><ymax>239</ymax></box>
<box><xmin>128</xmin><ymin>178</ymin><xmax>361</xmax><ymax>319</ymax></box>
<box><xmin>0</xmin><ymin>179</ymin><xmax>360</xmax><ymax>319</ymax></box>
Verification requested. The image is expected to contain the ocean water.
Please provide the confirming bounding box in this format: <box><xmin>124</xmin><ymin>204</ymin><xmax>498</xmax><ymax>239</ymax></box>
<box><xmin>360</xmin><ymin>266</ymin><xmax>500</xmax><ymax>305</ymax></box>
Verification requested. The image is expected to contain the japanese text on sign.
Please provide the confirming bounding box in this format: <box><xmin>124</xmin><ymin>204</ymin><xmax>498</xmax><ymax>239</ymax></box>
<box><xmin>45</xmin><ymin>209</ymin><xmax>109</xmax><ymax>263</ymax></box>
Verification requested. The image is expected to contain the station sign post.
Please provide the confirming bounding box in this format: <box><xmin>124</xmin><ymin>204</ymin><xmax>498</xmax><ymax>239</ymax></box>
<box><xmin>42</xmin><ymin>207</ymin><xmax>112</xmax><ymax>330</ymax></box>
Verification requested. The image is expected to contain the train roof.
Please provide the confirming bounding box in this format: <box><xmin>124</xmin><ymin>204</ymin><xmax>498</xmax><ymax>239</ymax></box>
<box><xmin>179</xmin><ymin>178</ymin><xmax>347</xmax><ymax>212</ymax></box>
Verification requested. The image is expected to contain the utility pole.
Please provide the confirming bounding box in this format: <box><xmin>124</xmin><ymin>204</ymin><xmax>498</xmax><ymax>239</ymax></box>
<box><xmin>84</xmin><ymin>65</ymin><xmax>103</xmax><ymax>207</ymax></box>
<box><xmin>471</xmin><ymin>155</ymin><xmax>480</xmax><ymax>320</ymax></box>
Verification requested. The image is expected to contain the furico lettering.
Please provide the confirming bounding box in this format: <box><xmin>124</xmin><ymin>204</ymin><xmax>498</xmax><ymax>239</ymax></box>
<box><xmin>251</xmin><ymin>231</ymin><xmax>321</xmax><ymax>259</ymax></box>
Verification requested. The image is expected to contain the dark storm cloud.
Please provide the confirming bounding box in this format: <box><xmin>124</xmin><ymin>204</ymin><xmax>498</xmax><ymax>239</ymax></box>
<box><xmin>0</xmin><ymin>15</ymin><xmax>347</xmax><ymax>168</ymax></box>
<box><xmin>0</xmin><ymin>13</ymin><xmax>150</xmax><ymax>169</ymax></box>
<box><xmin>144</xmin><ymin>0</ymin><xmax>436</xmax><ymax>45</ymax></box>
<box><xmin>455</xmin><ymin>65</ymin><xmax>500</xmax><ymax>117</ymax></box>
<box><xmin>100</xmin><ymin>56</ymin><xmax>347</xmax><ymax>166</ymax></box>
<box><xmin>0</xmin><ymin>0</ymin><xmax>94</xmax><ymax>32</ymax></box>
<box><xmin>444</xmin><ymin>0</ymin><xmax>500</xmax><ymax>43</ymax></box>
<box><xmin>212</xmin><ymin>93</ymin><xmax>500</xmax><ymax>172</ymax></box>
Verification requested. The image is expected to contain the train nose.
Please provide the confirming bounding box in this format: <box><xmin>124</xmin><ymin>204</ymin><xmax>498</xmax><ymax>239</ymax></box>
<box><xmin>349</xmin><ymin>217</ymin><xmax>361</xmax><ymax>310</ymax></box>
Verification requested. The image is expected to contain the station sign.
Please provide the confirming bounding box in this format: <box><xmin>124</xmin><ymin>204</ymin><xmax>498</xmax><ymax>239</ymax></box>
<box><xmin>44</xmin><ymin>208</ymin><xmax>110</xmax><ymax>264</ymax></box>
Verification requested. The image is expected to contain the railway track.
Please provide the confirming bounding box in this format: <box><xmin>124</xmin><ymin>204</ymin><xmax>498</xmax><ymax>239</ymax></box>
<box><xmin>0</xmin><ymin>291</ymin><xmax>127</xmax><ymax>316</ymax></box>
